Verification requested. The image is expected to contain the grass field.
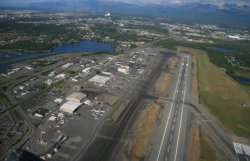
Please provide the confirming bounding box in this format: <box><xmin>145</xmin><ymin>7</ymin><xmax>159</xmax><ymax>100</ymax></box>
<box><xmin>236</xmin><ymin>70</ymin><xmax>250</xmax><ymax>78</ymax></box>
<box><xmin>177</xmin><ymin>47</ymin><xmax>250</xmax><ymax>137</ymax></box>
<box><xmin>190</xmin><ymin>125</ymin><xmax>200</xmax><ymax>161</ymax></box>
<box><xmin>200</xmin><ymin>136</ymin><xmax>219</xmax><ymax>161</ymax></box>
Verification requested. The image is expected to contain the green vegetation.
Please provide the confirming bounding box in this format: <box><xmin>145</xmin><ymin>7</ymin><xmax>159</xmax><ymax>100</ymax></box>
<box><xmin>29</xmin><ymin>59</ymin><xmax>58</xmax><ymax>68</ymax></box>
<box><xmin>0</xmin><ymin>92</ymin><xmax>12</xmax><ymax>107</ymax></box>
<box><xmin>155</xmin><ymin>39</ymin><xmax>250</xmax><ymax>91</ymax></box>
<box><xmin>11</xmin><ymin>109</ymin><xmax>22</xmax><ymax>122</ymax></box>
<box><xmin>200</xmin><ymin>136</ymin><xmax>219</xmax><ymax>161</ymax></box>
<box><xmin>0</xmin><ymin>40</ymin><xmax>54</xmax><ymax>52</ymax></box>
<box><xmin>179</xmin><ymin>47</ymin><xmax>250</xmax><ymax>137</ymax></box>
<box><xmin>236</xmin><ymin>70</ymin><xmax>250</xmax><ymax>78</ymax></box>
<box><xmin>92</xmin><ymin>24</ymin><xmax>154</xmax><ymax>45</ymax></box>
<box><xmin>0</xmin><ymin>20</ymin><xmax>86</xmax><ymax>51</ymax></box>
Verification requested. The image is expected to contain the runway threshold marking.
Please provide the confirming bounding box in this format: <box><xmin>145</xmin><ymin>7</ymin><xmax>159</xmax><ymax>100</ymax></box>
<box><xmin>156</xmin><ymin>58</ymin><xmax>183</xmax><ymax>161</ymax></box>
<box><xmin>173</xmin><ymin>57</ymin><xmax>189</xmax><ymax>161</ymax></box>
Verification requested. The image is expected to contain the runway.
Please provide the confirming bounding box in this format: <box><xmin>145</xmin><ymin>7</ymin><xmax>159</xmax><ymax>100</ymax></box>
<box><xmin>74</xmin><ymin>51</ymin><xmax>239</xmax><ymax>161</ymax></box>
<box><xmin>148</xmin><ymin>53</ymin><xmax>238</xmax><ymax>161</ymax></box>
<box><xmin>147</xmin><ymin>55</ymin><xmax>190</xmax><ymax>161</ymax></box>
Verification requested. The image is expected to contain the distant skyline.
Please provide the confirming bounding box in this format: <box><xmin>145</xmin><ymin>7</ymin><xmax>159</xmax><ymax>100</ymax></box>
<box><xmin>0</xmin><ymin>0</ymin><xmax>250</xmax><ymax>7</ymax></box>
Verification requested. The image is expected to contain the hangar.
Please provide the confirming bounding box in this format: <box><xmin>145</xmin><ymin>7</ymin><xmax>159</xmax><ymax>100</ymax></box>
<box><xmin>88</xmin><ymin>75</ymin><xmax>111</xmax><ymax>86</ymax></box>
<box><xmin>60</xmin><ymin>101</ymin><xmax>83</xmax><ymax>114</ymax></box>
<box><xmin>66</xmin><ymin>92</ymin><xmax>87</xmax><ymax>103</ymax></box>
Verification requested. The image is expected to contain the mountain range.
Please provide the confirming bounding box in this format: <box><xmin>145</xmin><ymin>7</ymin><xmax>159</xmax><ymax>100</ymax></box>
<box><xmin>1</xmin><ymin>0</ymin><xmax>250</xmax><ymax>27</ymax></box>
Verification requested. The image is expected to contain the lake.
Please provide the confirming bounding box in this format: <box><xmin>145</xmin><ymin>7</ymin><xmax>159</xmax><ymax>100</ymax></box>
<box><xmin>0</xmin><ymin>40</ymin><xmax>115</xmax><ymax>73</ymax></box>
<box><xmin>53</xmin><ymin>40</ymin><xmax>115</xmax><ymax>53</ymax></box>
<box><xmin>234</xmin><ymin>76</ymin><xmax>250</xmax><ymax>84</ymax></box>
<box><xmin>211</xmin><ymin>46</ymin><xmax>237</xmax><ymax>53</ymax></box>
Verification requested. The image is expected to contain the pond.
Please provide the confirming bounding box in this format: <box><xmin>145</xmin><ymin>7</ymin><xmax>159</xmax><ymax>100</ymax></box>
<box><xmin>211</xmin><ymin>46</ymin><xmax>237</xmax><ymax>53</ymax></box>
<box><xmin>0</xmin><ymin>40</ymin><xmax>115</xmax><ymax>73</ymax></box>
<box><xmin>234</xmin><ymin>76</ymin><xmax>250</xmax><ymax>84</ymax></box>
<box><xmin>53</xmin><ymin>40</ymin><xmax>115</xmax><ymax>53</ymax></box>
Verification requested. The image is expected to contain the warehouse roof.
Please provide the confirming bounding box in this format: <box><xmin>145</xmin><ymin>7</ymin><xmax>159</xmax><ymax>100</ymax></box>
<box><xmin>66</xmin><ymin>92</ymin><xmax>87</xmax><ymax>101</ymax></box>
<box><xmin>88</xmin><ymin>75</ymin><xmax>110</xmax><ymax>86</ymax></box>
<box><xmin>60</xmin><ymin>101</ymin><xmax>82</xmax><ymax>114</ymax></box>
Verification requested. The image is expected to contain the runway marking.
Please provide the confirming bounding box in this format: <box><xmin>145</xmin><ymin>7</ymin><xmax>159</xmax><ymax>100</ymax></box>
<box><xmin>170</xmin><ymin>134</ymin><xmax>173</xmax><ymax>141</ymax></box>
<box><xmin>172</xmin><ymin>126</ymin><xmax>174</xmax><ymax>131</ymax></box>
<box><xmin>173</xmin><ymin>58</ymin><xmax>189</xmax><ymax>161</ymax></box>
<box><xmin>156</xmin><ymin>59</ymin><xmax>183</xmax><ymax>161</ymax></box>
<box><xmin>173</xmin><ymin>117</ymin><xmax>176</xmax><ymax>123</ymax></box>
<box><xmin>168</xmin><ymin>145</ymin><xmax>171</xmax><ymax>152</ymax></box>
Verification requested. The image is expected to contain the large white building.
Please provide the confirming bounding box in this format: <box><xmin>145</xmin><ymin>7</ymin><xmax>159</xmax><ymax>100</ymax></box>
<box><xmin>82</xmin><ymin>67</ymin><xmax>92</xmax><ymax>74</ymax></box>
<box><xmin>66</xmin><ymin>92</ymin><xmax>87</xmax><ymax>103</ymax></box>
<box><xmin>62</xmin><ymin>63</ymin><xmax>74</xmax><ymax>69</ymax></box>
<box><xmin>89</xmin><ymin>75</ymin><xmax>111</xmax><ymax>86</ymax></box>
<box><xmin>60</xmin><ymin>101</ymin><xmax>82</xmax><ymax>114</ymax></box>
<box><xmin>55</xmin><ymin>73</ymin><xmax>66</xmax><ymax>79</ymax></box>
<box><xmin>118</xmin><ymin>65</ymin><xmax>129</xmax><ymax>74</ymax></box>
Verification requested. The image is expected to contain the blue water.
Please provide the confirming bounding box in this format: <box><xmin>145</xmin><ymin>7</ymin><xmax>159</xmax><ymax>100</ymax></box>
<box><xmin>0</xmin><ymin>40</ymin><xmax>115</xmax><ymax>73</ymax></box>
<box><xmin>211</xmin><ymin>46</ymin><xmax>237</xmax><ymax>53</ymax></box>
<box><xmin>53</xmin><ymin>40</ymin><xmax>115</xmax><ymax>53</ymax></box>
<box><xmin>235</xmin><ymin>76</ymin><xmax>250</xmax><ymax>84</ymax></box>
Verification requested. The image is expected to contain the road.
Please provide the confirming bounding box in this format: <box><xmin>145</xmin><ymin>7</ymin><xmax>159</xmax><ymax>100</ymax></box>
<box><xmin>2</xmin><ymin>54</ymin><xmax>92</xmax><ymax>157</ymax></box>
<box><xmin>148</xmin><ymin>53</ymin><xmax>238</xmax><ymax>161</ymax></box>
<box><xmin>73</xmin><ymin>51</ymin><xmax>175</xmax><ymax>161</ymax></box>
<box><xmin>146</xmin><ymin>55</ymin><xmax>190</xmax><ymax>161</ymax></box>
<box><xmin>78</xmin><ymin>52</ymin><xmax>238</xmax><ymax>161</ymax></box>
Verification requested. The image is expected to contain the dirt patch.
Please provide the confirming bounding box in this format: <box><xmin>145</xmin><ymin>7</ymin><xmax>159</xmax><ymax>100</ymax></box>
<box><xmin>190</xmin><ymin>124</ymin><xmax>200</xmax><ymax>161</ymax></box>
<box><xmin>128</xmin><ymin>102</ymin><xmax>161</xmax><ymax>161</ymax></box>
<box><xmin>99</xmin><ymin>94</ymin><xmax>119</xmax><ymax>106</ymax></box>
<box><xmin>155</xmin><ymin>73</ymin><xmax>171</xmax><ymax>96</ymax></box>
<box><xmin>160</xmin><ymin>73</ymin><xmax>171</xmax><ymax>95</ymax></box>
<box><xmin>169</xmin><ymin>56</ymin><xmax>179</xmax><ymax>69</ymax></box>
<box><xmin>156</xmin><ymin>73</ymin><xmax>171</xmax><ymax>95</ymax></box>
<box><xmin>192</xmin><ymin>55</ymin><xmax>199</xmax><ymax>96</ymax></box>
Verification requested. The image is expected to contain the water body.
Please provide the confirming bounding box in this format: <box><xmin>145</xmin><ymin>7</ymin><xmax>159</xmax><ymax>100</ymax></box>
<box><xmin>0</xmin><ymin>40</ymin><xmax>115</xmax><ymax>73</ymax></box>
<box><xmin>235</xmin><ymin>76</ymin><xmax>250</xmax><ymax>84</ymax></box>
<box><xmin>53</xmin><ymin>40</ymin><xmax>115</xmax><ymax>53</ymax></box>
<box><xmin>211</xmin><ymin>46</ymin><xmax>237</xmax><ymax>53</ymax></box>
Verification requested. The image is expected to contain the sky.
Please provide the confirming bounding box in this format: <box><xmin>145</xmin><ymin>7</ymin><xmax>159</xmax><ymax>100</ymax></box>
<box><xmin>0</xmin><ymin>0</ymin><xmax>250</xmax><ymax>7</ymax></box>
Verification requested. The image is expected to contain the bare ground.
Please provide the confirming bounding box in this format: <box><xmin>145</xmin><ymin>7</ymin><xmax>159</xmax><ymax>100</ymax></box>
<box><xmin>190</xmin><ymin>124</ymin><xmax>200</xmax><ymax>161</ymax></box>
<box><xmin>192</xmin><ymin>54</ymin><xmax>199</xmax><ymax>96</ymax></box>
<box><xmin>128</xmin><ymin>102</ymin><xmax>161</xmax><ymax>161</ymax></box>
<box><xmin>169</xmin><ymin>56</ymin><xmax>179</xmax><ymax>69</ymax></box>
<box><xmin>160</xmin><ymin>73</ymin><xmax>171</xmax><ymax>95</ymax></box>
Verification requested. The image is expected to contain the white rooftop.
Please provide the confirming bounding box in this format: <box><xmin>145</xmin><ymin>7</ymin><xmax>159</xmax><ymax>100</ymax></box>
<box><xmin>60</xmin><ymin>101</ymin><xmax>82</xmax><ymax>114</ymax></box>
<box><xmin>89</xmin><ymin>75</ymin><xmax>111</xmax><ymax>85</ymax></box>
<box><xmin>67</xmin><ymin>92</ymin><xmax>87</xmax><ymax>101</ymax></box>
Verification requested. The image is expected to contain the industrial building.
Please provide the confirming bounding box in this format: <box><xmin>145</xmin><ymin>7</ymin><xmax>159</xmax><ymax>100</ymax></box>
<box><xmin>88</xmin><ymin>75</ymin><xmax>111</xmax><ymax>86</ymax></box>
<box><xmin>62</xmin><ymin>63</ymin><xmax>74</xmax><ymax>69</ymax></box>
<box><xmin>66</xmin><ymin>92</ymin><xmax>87</xmax><ymax>103</ymax></box>
<box><xmin>60</xmin><ymin>101</ymin><xmax>83</xmax><ymax>114</ymax></box>
<box><xmin>82</xmin><ymin>67</ymin><xmax>92</xmax><ymax>74</ymax></box>
<box><xmin>118</xmin><ymin>66</ymin><xmax>129</xmax><ymax>74</ymax></box>
<box><xmin>33</xmin><ymin>108</ymin><xmax>49</xmax><ymax>118</ymax></box>
<box><xmin>55</xmin><ymin>73</ymin><xmax>66</xmax><ymax>79</ymax></box>
<box><xmin>7</xmin><ymin>148</ymin><xmax>44</xmax><ymax>161</ymax></box>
